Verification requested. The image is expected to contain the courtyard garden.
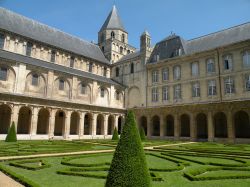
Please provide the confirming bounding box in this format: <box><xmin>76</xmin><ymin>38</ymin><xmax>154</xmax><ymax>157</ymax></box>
<box><xmin>1</xmin><ymin>141</ymin><xmax>250</xmax><ymax>187</ymax></box>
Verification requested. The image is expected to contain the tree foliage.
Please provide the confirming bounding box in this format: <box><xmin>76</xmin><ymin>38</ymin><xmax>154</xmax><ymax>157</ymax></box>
<box><xmin>5</xmin><ymin>122</ymin><xmax>17</xmax><ymax>142</ymax></box>
<box><xmin>112</xmin><ymin>127</ymin><xmax>119</xmax><ymax>140</ymax></box>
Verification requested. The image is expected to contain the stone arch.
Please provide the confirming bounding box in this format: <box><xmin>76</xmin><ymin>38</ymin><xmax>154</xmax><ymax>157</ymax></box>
<box><xmin>25</xmin><ymin>71</ymin><xmax>46</xmax><ymax>97</ymax></box>
<box><xmin>128</xmin><ymin>86</ymin><xmax>141</xmax><ymax>108</ymax></box>
<box><xmin>166</xmin><ymin>115</ymin><xmax>174</xmax><ymax>136</ymax></box>
<box><xmin>96</xmin><ymin>114</ymin><xmax>104</xmax><ymax>135</ymax></box>
<box><xmin>196</xmin><ymin>113</ymin><xmax>208</xmax><ymax>139</ymax></box>
<box><xmin>37</xmin><ymin>108</ymin><xmax>50</xmax><ymax>134</ymax></box>
<box><xmin>180</xmin><ymin>114</ymin><xmax>190</xmax><ymax>137</ymax></box>
<box><xmin>214</xmin><ymin>112</ymin><xmax>227</xmax><ymax>138</ymax></box>
<box><xmin>70</xmin><ymin>112</ymin><xmax>80</xmax><ymax>135</ymax></box>
<box><xmin>0</xmin><ymin>63</ymin><xmax>16</xmax><ymax>92</ymax></box>
<box><xmin>77</xmin><ymin>82</ymin><xmax>91</xmax><ymax>103</ymax></box>
<box><xmin>118</xmin><ymin>116</ymin><xmax>123</xmax><ymax>134</ymax></box>
<box><xmin>53</xmin><ymin>77</ymin><xmax>71</xmax><ymax>99</ymax></box>
<box><xmin>140</xmin><ymin>116</ymin><xmax>147</xmax><ymax>136</ymax></box>
<box><xmin>151</xmin><ymin>115</ymin><xmax>160</xmax><ymax>136</ymax></box>
<box><xmin>0</xmin><ymin>104</ymin><xmax>11</xmax><ymax>134</ymax></box>
<box><xmin>17</xmin><ymin>106</ymin><xmax>32</xmax><ymax>134</ymax></box>
<box><xmin>108</xmin><ymin>115</ymin><xmax>115</xmax><ymax>135</ymax></box>
<box><xmin>234</xmin><ymin>111</ymin><xmax>250</xmax><ymax>138</ymax></box>
<box><xmin>96</xmin><ymin>86</ymin><xmax>109</xmax><ymax>106</ymax></box>
<box><xmin>84</xmin><ymin>113</ymin><xmax>92</xmax><ymax>135</ymax></box>
<box><xmin>54</xmin><ymin>110</ymin><xmax>65</xmax><ymax>136</ymax></box>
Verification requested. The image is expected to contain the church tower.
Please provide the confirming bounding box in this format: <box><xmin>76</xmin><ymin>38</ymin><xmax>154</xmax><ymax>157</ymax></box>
<box><xmin>140</xmin><ymin>30</ymin><xmax>151</xmax><ymax>64</ymax></box>
<box><xmin>98</xmin><ymin>5</ymin><xmax>136</xmax><ymax>63</ymax></box>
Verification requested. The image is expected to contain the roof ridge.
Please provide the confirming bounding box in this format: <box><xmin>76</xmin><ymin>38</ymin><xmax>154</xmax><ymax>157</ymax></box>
<box><xmin>0</xmin><ymin>7</ymin><xmax>99</xmax><ymax>48</ymax></box>
<box><xmin>187</xmin><ymin>22</ymin><xmax>250</xmax><ymax>42</ymax></box>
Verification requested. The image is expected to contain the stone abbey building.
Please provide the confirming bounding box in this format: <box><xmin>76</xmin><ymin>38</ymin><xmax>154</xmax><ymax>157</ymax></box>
<box><xmin>0</xmin><ymin>6</ymin><xmax>250</xmax><ymax>142</ymax></box>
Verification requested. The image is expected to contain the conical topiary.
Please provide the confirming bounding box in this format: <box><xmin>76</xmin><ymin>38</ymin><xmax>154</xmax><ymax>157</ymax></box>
<box><xmin>5</xmin><ymin>122</ymin><xmax>17</xmax><ymax>142</ymax></box>
<box><xmin>139</xmin><ymin>127</ymin><xmax>146</xmax><ymax>141</ymax></box>
<box><xmin>112</xmin><ymin>127</ymin><xmax>119</xmax><ymax>140</ymax></box>
<box><xmin>106</xmin><ymin>110</ymin><xmax>151</xmax><ymax>187</ymax></box>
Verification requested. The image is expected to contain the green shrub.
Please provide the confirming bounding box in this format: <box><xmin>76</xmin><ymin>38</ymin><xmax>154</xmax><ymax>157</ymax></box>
<box><xmin>112</xmin><ymin>127</ymin><xmax>119</xmax><ymax>140</ymax></box>
<box><xmin>105</xmin><ymin>110</ymin><xmax>151</xmax><ymax>187</ymax></box>
<box><xmin>139</xmin><ymin>127</ymin><xmax>146</xmax><ymax>141</ymax></box>
<box><xmin>9</xmin><ymin>159</ymin><xmax>50</xmax><ymax>170</ymax></box>
<box><xmin>5</xmin><ymin>122</ymin><xmax>17</xmax><ymax>142</ymax></box>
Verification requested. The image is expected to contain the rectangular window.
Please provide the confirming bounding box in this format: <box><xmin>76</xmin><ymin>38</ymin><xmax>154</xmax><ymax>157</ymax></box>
<box><xmin>51</xmin><ymin>50</ymin><xmax>56</xmax><ymax>62</ymax></box>
<box><xmin>191</xmin><ymin>62</ymin><xmax>199</xmax><ymax>76</ymax></box>
<box><xmin>59</xmin><ymin>79</ymin><xmax>64</xmax><ymax>90</ymax></box>
<box><xmin>152</xmin><ymin>70</ymin><xmax>158</xmax><ymax>83</ymax></box>
<box><xmin>0</xmin><ymin>67</ymin><xmax>7</xmax><ymax>81</ymax></box>
<box><xmin>162</xmin><ymin>68</ymin><xmax>169</xmax><ymax>81</ymax></box>
<box><xmin>0</xmin><ymin>33</ymin><xmax>5</xmax><ymax>49</ymax></box>
<box><xmin>208</xmin><ymin>80</ymin><xmax>216</xmax><ymax>96</ymax></box>
<box><xmin>162</xmin><ymin>86</ymin><xmax>168</xmax><ymax>101</ymax></box>
<box><xmin>192</xmin><ymin>82</ymin><xmax>200</xmax><ymax>97</ymax></box>
<box><xmin>224</xmin><ymin>55</ymin><xmax>233</xmax><ymax>70</ymax></box>
<box><xmin>101</xmin><ymin>88</ymin><xmax>105</xmax><ymax>97</ymax></box>
<box><xmin>173</xmin><ymin>66</ymin><xmax>181</xmax><ymax>80</ymax></box>
<box><xmin>207</xmin><ymin>58</ymin><xmax>215</xmax><ymax>73</ymax></box>
<box><xmin>224</xmin><ymin>77</ymin><xmax>235</xmax><ymax>94</ymax></box>
<box><xmin>245</xmin><ymin>75</ymin><xmax>250</xmax><ymax>91</ymax></box>
<box><xmin>174</xmin><ymin>84</ymin><xmax>181</xmax><ymax>100</ymax></box>
<box><xmin>103</xmin><ymin>67</ymin><xmax>107</xmax><ymax>77</ymax></box>
<box><xmin>152</xmin><ymin>87</ymin><xmax>158</xmax><ymax>102</ymax></box>
<box><xmin>243</xmin><ymin>51</ymin><xmax>250</xmax><ymax>68</ymax></box>
<box><xmin>31</xmin><ymin>74</ymin><xmax>39</xmax><ymax>86</ymax></box>
<box><xmin>70</xmin><ymin>57</ymin><xmax>74</xmax><ymax>68</ymax></box>
<box><xmin>26</xmin><ymin>42</ymin><xmax>33</xmax><ymax>56</ymax></box>
<box><xmin>89</xmin><ymin>62</ymin><xmax>93</xmax><ymax>73</ymax></box>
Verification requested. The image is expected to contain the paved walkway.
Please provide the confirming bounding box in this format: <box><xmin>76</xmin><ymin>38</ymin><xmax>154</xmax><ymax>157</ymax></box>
<box><xmin>0</xmin><ymin>172</ymin><xmax>24</xmax><ymax>187</ymax></box>
<box><xmin>144</xmin><ymin>141</ymin><xmax>197</xmax><ymax>150</ymax></box>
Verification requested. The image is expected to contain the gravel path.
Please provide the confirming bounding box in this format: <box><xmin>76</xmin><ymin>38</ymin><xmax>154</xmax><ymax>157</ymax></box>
<box><xmin>0</xmin><ymin>172</ymin><xmax>24</xmax><ymax>187</ymax></box>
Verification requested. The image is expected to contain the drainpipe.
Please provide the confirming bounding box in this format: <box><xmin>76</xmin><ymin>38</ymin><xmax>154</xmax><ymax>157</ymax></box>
<box><xmin>217</xmin><ymin>49</ymin><xmax>223</xmax><ymax>103</ymax></box>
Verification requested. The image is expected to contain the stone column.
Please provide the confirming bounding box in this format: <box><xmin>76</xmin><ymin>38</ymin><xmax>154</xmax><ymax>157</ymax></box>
<box><xmin>114</xmin><ymin>115</ymin><xmax>118</xmax><ymax>130</ymax></box>
<box><xmin>92</xmin><ymin>113</ymin><xmax>97</xmax><ymax>136</ymax></box>
<box><xmin>104</xmin><ymin>114</ymin><xmax>108</xmax><ymax>136</ymax></box>
<box><xmin>207</xmin><ymin>111</ymin><xmax>214</xmax><ymax>142</ymax></box>
<box><xmin>11</xmin><ymin>105</ymin><xmax>19</xmax><ymax>131</ymax></box>
<box><xmin>147</xmin><ymin>115</ymin><xmax>151</xmax><ymax>138</ymax></box>
<box><xmin>30</xmin><ymin>107</ymin><xmax>39</xmax><ymax>135</ymax></box>
<box><xmin>49</xmin><ymin>109</ymin><xmax>56</xmax><ymax>138</ymax></box>
<box><xmin>79</xmin><ymin>112</ymin><xmax>85</xmax><ymax>137</ymax></box>
<box><xmin>64</xmin><ymin>111</ymin><xmax>72</xmax><ymax>139</ymax></box>
<box><xmin>227</xmin><ymin>110</ymin><xmax>235</xmax><ymax>143</ymax></box>
<box><xmin>160</xmin><ymin>114</ymin><xmax>165</xmax><ymax>137</ymax></box>
<box><xmin>174</xmin><ymin>114</ymin><xmax>180</xmax><ymax>140</ymax></box>
<box><xmin>190</xmin><ymin>113</ymin><xmax>196</xmax><ymax>141</ymax></box>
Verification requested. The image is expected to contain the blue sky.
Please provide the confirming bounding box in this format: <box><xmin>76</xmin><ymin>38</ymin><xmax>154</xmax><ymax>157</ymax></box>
<box><xmin>1</xmin><ymin>0</ymin><xmax>250</xmax><ymax>48</ymax></box>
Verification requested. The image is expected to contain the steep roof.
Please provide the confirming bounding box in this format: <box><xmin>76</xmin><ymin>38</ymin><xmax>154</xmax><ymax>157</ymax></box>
<box><xmin>99</xmin><ymin>5</ymin><xmax>126</xmax><ymax>33</ymax></box>
<box><xmin>149</xmin><ymin>22</ymin><xmax>250</xmax><ymax>63</ymax></box>
<box><xmin>0</xmin><ymin>8</ymin><xmax>110</xmax><ymax>64</ymax></box>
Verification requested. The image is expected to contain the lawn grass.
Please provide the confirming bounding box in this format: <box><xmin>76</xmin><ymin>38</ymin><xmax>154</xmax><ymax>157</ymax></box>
<box><xmin>1</xmin><ymin>141</ymin><xmax>250</xmax><ymax>186</ymax></box>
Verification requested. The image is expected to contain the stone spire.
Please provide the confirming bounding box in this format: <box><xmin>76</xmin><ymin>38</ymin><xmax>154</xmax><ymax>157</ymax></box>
<box><xmin>99</xmin><ymin>5</ymin><xmax>126</xmax><ymax>32</ymax></box>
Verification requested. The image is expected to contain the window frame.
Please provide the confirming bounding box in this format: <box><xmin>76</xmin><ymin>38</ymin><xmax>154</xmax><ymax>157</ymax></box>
<box><xmin>206</xmin><ymin>58</ymin><xmax>215</xmax><ymax>74</ymax></box>
<box><xmin>174</xmin><ymin>84</ymin><xmax>181</xmax><ymax>100</ymax></box>
<box><xmin>245</xmin><ymin>74</ymin><xmax>250</xmax><ymax>91</ymax></box>
<box><xmin>208</xmin><ymin>80</ymin><xmax>217</xmax><ymax>96</ymax></box>
<box><xmin>162</xmin><ymin>68</ymin><xmax>169</xmax><ymax>81</ymax></box>
<box><xmin>152</xmin><ymin>87</ymin><xmax>159</xmax><ymax>102</ymax></box>
<box><xmin>191</xmin><ymin>62</ymin><xmax>199</xmax><ymax>77</ymax></box>
<box><xmin>0</xmin><ymin>67</ymin><xmax>7</xmax><ymax>81</ymax></box>
<box><xmin>100</xmin><ymin>88</ymin><xmax>105</xmax><ymax>98</ymax></box>
<box><xmin>115</xmin><ymin>67</ymin><xmax>119</xmax><ymax>77</ymax></box>
<box><xmin>192</xmin><ymin>82</ymin><xmax>200</xmax><ymax>97</ymax></box>
<box><xmin>51</xmin><ymin>50</ymin><xmax>56</xmax><ymax>63</ymax></box>
<box><xmin>88</xmin><ymin>62</ymin><xmax>93</xmax><ymax>73</ymax></box>
<box><xmin>223</xmin><ymin>54</ymin><xmax>233</xmax><ymax>71</ymax></box>
<box><xmin>59</xmin><ymin>79</ymin><xmax>65</xmax><ymax>91</ymax></box>
<box><xmin>243</xmin><ymin>51</ymin><xmax>250</xmax><ymax>68</ymax></box>
<box><xmin>224</xmin><ymin>77</ymin><xmax>235</xmax><ymax>94</ymax></box>
<box><xmin>26</xmin><ymin>42</ymin><xmax>33</xmax><ymax>57</ymax></box>
<box><xmin>0</xmin><ymin>33</ymin><xmax>5</xmax><ymax>49</ymax></box>
<box><xmin>152</xmin><ymin>70</ymin><xmax>159</xmax><ymax>83</ymax></box>
<box><xmin>31</xmin><ymin>73</ymin><xmax>39</xmax><ymax>86</ymax></box>
<box><xmin>162</xmin><ymin>86</ymin><xmax>168</xmax><ymax>101</ymax></box>
<box><xmin>81</xmin><ymin>83</ymin><xmax>86</xmax><ymax>95</ymax></box>
<box><xmin>173</xmin><ymin>65</ymin><xmax>181</xmax><ymax>80</ymax></box>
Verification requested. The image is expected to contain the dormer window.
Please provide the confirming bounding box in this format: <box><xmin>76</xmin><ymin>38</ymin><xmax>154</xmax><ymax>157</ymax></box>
<box><xmin>0</xmin><ymin>33</ymin><xmax>5</xmax><ymax>49</ymax></box>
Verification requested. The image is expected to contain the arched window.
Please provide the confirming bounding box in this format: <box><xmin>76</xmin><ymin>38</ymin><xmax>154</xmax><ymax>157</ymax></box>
<box><xmin>111</xmin><ymin>31</ymin><xmax>115</xmax><ymax>39</ymax></box>
<box><xmin>116</xmin><ymin>67</ymin><xmax>119</xmax><ymax>77</ymax></box>
<box><xmin>130</xmin><ymin>63</ymin><xmax>134</xmax><ymax>74</ymax></box>
<box><xmin>120</xmin><ymin>46</ymin><xmax>123</xmax><ymax>54</ymax></box>
<box><xmin>103</xmin><ymin>67</ymin><xmax>107</xmax><ymax>77</ymax></box>
<box><xmin>243</xmin><ymin>51</ymin><xmax>250</xmax><ymax>68</ymax></box>
<box><xmin>81</xmin><ymin>83</ymin><xmax>86</xmax><ymax>94</ymax></box>
<box><xmin>59</xmin><ymin>79</ymin><xmax>64</xmax><ymax>90</ymax></box>
<box><xmin>173</xmin><ymin>65</ymin><xmax>181</xmax><ymax>80</ymax></box>
<box><xmin>26</xmin><ymin>42</ymin><xmax>33</xmax><ymax>56</ymax></box>
<box><xmin>70</xmin><ymin>57</ymin><xmax>75</xmax><ymax>68</ymax></box>
<box><xmin>121</xmin><ymin>34</ymin><xmax>125</xmax><ymax>42</ymax></box>
<box><xmin>31</xmin><ymin>73</ymin><xmax>39</xmax><ymax>86</ymax></box>
<box><xmin>100</xmin><ymin>88</ymin><xmax>105</xmax><ymax>97</ymax></box>
<box><xmin>191</xmin><ymin>62</ymin><xmax>199</xmax><ymax>76</ymax></box>
<box><xmin>88</xmin><ymin>62</ymin><xmax>93</xmax><ymax>73</ymax></box>
<box><xmin>162</xmin><ymin>68</ymin><xmax>169</xmax><ymax>81</ymax></box>
<box><xmin>0</xmin><ymin>33</ymin><xmax>5</xmax><ymax>49</ymax></box>
<box><xmin>115</xmin><ymin>91</ymin><xmax>120</xmax><ymax>100</ymax></box>
<box><xmin>51</xmin><ymin>50</ymin><xmax>56</xmax><ymax>62</ymax></box>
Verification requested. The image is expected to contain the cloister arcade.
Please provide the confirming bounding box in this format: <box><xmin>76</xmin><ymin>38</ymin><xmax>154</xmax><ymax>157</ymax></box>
<box><xmin>0</xmin><ymin>103</ymin><xmax>125</xmax><ymax>140</ymax></box>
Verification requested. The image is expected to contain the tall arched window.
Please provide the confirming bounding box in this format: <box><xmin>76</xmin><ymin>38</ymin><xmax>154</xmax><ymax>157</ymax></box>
<box><xmin>121</xmin><ymin>34</ymin><xmax>125</xmax><ymax>42</ymax></box>
<box><xmin>31</xmin><ymin>73</ymin><xmax>39</xmax><ymax>86</ymax></box>
<box><xmin>120</xmin><ymin>46</ymin><xmax>123</xmax><ymax>54</ymax></box>
<box><xmin>130</xmin><ymin>63</ymin><xmax>134</xmax><ymax>74</ymax></box>
<box><xmin>111</xmin><ymin>31</ymin><xmax>115</xmax><ymax>39</ymax></box>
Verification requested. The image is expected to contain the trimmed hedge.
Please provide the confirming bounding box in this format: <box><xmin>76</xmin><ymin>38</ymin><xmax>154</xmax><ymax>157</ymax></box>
<box><xmin>5</xmin><ymin>122</ymin><xmax>17</xmax><ymax>142</ymax></box>
<box><xmin>150</xmin><ymin>172</ymin><xmax>164</xmax><ymax>181</ymax></box>
<box><xmin>112</xmin><ymin>127</ymin><xmax>119</xmax><ymax>140</ymax></box>
<box><xmin>0</xmin><ymin>163</ymin><xmax>39</xmax><ymax>187</ymax></box>
<box><xmin>106</xmin><ymin>110</ymin><xmax>152</xmax><ymax>187</ymax></box>
<box><xmin>57</xmin><ymin>169</ymin><xmax>107</xmax><ymax>179</ymax></box>
<box><xmin>9</xmin><ymin>159</ymin><xmax>51</xmax><ymax>170</ymax></box>
<box><xmin>184</xmin><ymin>166</ymin><xmax>250</xmax><ymax>181</ymax></box>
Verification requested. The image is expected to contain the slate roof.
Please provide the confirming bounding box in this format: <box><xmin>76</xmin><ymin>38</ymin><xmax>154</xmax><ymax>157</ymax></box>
<box><xmin>99</xmin><ymin>5</ymin><xmax>126</xmax><ymax>33</ymax></box>
<box><xmin>116</xmin><ymin>51</ymin><xmax>141</xmax><ymax>64</ymax></box>
<box><xmin>0</xmin><ymin>8</ymin><xmax>110</xmax><ymax>64</ymax></box>
<box><xmin>0</xmin><ymin>49</ymin><xmax>123</xmax><ymax>87</ymax></box>
<box><xmin>149</xmin><ymin>22</ymin><xmax>250</xmax><ymax>63</ymax></box>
